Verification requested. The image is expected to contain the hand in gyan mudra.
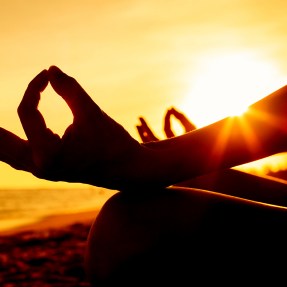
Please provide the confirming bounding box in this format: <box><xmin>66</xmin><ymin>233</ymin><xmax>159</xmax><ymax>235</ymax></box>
<box><xmin>1</xmin><ymin>66</ymin><xmax>287</xmax><ymax>193</ymax></box>
<box><xmin>0</xmin><ymin>66</ymin><xmax>156</xmax><ymax>191</ymax></box>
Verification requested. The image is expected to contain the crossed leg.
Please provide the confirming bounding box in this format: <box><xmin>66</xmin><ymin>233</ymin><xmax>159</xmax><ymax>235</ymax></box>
<box><xmin>85</xmin><ymin>178</ymin><xmax>287</xmax><ymax>286</ymax></box>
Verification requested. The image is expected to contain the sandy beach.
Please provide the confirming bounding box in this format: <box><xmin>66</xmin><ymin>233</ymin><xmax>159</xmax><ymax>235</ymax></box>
<box><xmin>0</xmin><ymin>209</ymin><xmax>100</xmax><ymax>287</ymax></box>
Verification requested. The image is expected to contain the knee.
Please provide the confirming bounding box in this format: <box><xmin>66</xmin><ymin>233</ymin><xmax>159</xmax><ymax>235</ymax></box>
<box><xmin>84</xmin><ymin>192</ymin><xmax>162</xmax><ymax>285</ymax></box>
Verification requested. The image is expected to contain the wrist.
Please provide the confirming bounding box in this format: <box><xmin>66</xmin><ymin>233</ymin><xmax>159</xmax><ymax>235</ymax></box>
<box><xmin>115</xmin><ymin>142</ymin><xmax>182</xmax><ymax>192</ymax></box>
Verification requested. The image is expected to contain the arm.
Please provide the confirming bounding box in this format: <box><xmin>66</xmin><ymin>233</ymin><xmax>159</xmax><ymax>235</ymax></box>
<box><xmin>0</xmin><ymin>67</ymin><xmax>287</xmax><ymax>191</ymax></box>
<box><xmin>0</xmin><ymin>67</ymin><xmax>173</xmax><ymax>191</ymax></box>
<box><xmin>142</xmin><ymin>85</ymin><xmax>287</xmax><ymax>185</ymax></box>
<box><xmin>146</xmin><ymin>89</ymin><xmax>287</xmax><ymax>184</ymax></box>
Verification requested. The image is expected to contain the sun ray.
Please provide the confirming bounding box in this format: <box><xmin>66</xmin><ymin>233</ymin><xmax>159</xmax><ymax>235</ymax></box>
<box><xmin>234</xmin><ymin>107</ymin><xmax>287</xmax><ymax>175</ymax></box>
<box><xmin>235</xmin><ymin>114</ymin><xmax>264</xmax><ymax>156</ymax></box>
<box><xmin>210</xmin><ymin>116</ymin><xmax>234</xmax><ymax>168</ymax></box>
<box><xmin>179</xmin><ymin>50</ymin><xmax>285</xmax><ymax>128</ymax></box>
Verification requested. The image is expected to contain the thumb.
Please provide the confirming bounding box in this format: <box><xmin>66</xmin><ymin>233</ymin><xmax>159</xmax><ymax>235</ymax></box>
<box><xmin>48</xmin><ymin>66</ymin><xmax>101</xmax><ymax>120</ymax></box>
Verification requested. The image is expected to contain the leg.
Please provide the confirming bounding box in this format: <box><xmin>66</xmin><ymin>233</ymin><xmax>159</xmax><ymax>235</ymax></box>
<box><xmin>85</xmin><ymin>187</ymin><xmax>287</xmax><ymax>286</ymax></box>
<box><xmin>177</xmin><ymin>168</ymin><xmax>287</xmax><ymax>207</ymax></box>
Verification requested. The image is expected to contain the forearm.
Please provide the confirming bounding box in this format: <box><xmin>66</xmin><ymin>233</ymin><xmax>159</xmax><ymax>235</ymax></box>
<box><xmin>168</xmin><ymin>115</ymin><xmax>285</xmax><ymax>181</ymax></box>
<box><xmin>140</xmin><ymin>86</ymin><xmax>287</xmax><ymax>187</ymax></box>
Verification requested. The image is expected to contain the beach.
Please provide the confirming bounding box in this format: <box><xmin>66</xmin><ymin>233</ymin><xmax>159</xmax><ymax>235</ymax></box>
<box><xmin>0</xmin><ymin>209</ymin><xmax>99</xmax><ymax>287</ymax></box>
<box><xmin>1</xmin><ymin>171</ymin><xmax>287</xmax><ymax>286</ymax></box>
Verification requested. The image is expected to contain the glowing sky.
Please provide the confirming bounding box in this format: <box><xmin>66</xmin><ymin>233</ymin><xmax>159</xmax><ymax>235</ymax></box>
<box><xmin>1</xmin><ymin>0</ymin><xmax>287</xmax><ymax>188</ymax></box>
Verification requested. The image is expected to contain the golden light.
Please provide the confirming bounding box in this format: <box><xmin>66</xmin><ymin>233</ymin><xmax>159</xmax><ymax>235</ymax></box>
<box><xmin>179</xmin><ymin>51</ymin><xmax>285</xmax><ymax>128</ymax></box>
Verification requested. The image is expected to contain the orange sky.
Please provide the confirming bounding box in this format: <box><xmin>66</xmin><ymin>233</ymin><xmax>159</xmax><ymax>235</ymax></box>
<box><xmin>1</xmin><ymin>0</ymin><xmax>287</xmax><ymax>188</ymax></box>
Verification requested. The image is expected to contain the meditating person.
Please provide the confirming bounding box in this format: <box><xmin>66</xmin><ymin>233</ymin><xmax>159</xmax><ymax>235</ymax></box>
<box><xmin>1</xmin><ymin>66</ymin><xmax>287</xmax><ymax>286</ymax></box>
<box><xmin>137</xmin><ymin>107</ymin><xmax>287</xmax><ymax>207</ymax></box>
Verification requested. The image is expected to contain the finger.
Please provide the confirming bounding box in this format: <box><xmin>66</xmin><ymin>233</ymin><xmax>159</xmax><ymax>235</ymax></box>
<box><xmin>139</xmin><ymin>117</ymin><xmax>153</xmax><ymax>130</ymax></box>
<box><xmin>0</xmin><ymin>128</ymin><xmax>32</xmax><ymax>171</ymax></box>
<box><xmin>48</xmin><ymin>66</ymin><xmax>100</xmax><ymax>120</ymax></box>
<box><xmin>164</xmin><ymin>109</ymin><xmax>172</xmax><ymax>120</ymax></box>
<box><xmin>183</xmin><ymin>121</ymin><xmax>196</xmax><ymax>132</ymax></box>
<box><xmin>166</xmin><ymin>108</ymin><xmax>173</xmax><ymax>115</ymax></box>
<box><xmin>18</xmin><ymin>70</ymin><xmax>61</xmax><ymax>169</ymax></box>
<box><xmin>171</xmin><ymin>109</ymin><xmax>196</xmax><ymax>132</ymax></box>
<box><xmin>18</xmin><ymin>69</ymin><xmax>49</xmax><ymax>142</ymax></box>
<box><xmin>136</xmin><ymin>125</ymin><xmax>147</xmax><ymax>143</ymax></box>
<box><xmin>170</xmin><ymin>107</ymin><xmax>183</xmax><ymax>119</ymax></box>
<box><xmin>138</xmin><ymin>117</ymin><xmax>159</xmax><ymax>141</ymax></box>
<box><xmin>164</xmin><ymin>122</ymin><xmax>175</xmax><ymax>138</ymax></box>
<box><xmin>164</xmin><ymin>110</ymin><xmax>175</xmax><ymax>138</ymax></box>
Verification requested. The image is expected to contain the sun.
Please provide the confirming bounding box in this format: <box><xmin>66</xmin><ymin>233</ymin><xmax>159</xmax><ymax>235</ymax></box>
<box><xmin>179</xmin><ymin>51</ymin><xmax>285</xmax><ymax>128</ymax></box>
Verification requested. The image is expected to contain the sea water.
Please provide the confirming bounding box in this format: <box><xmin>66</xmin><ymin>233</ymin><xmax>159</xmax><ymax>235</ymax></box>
<box><xmin>0</xmin><ymin>187</ymin><xmax>117</xmax><ymax>232</ymax></box>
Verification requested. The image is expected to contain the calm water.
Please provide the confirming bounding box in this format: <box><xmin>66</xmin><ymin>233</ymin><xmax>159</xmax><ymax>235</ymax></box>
<box><xmin>0</xmin><ymin>187</ymin><xmax>117</xmax><ymax>232</ymax></box>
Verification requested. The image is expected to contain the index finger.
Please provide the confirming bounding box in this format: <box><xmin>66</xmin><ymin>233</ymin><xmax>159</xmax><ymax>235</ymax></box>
<box><xmin>17</xmin><ymin>69</ymin><xmax>62</xmax><ymax>170</ymax></box>
<box><xmin>48</xmin><ymin>66</ymin><xmax>101</xmax><ymax>120</ymax></box>
<box><xmin>17</xmin><ymin>69</ymin><xmax>49</xmax><ymax>142</ymax></box>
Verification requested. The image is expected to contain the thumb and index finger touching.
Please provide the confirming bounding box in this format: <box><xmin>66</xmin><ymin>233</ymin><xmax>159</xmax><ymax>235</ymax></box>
<box><xmin>16</xmin><ymin>66</ymin><xmax>99</xmax><ymax>170</ymax></box>
<box><xmin>48</xmin><ymin>66</ymin><xmax>101</xmax><ymax>120</ymax></box>
<box><xmin>19</xmin><ymin>66</ymin><xmax>100</xmax><ymax>140</ymax></box>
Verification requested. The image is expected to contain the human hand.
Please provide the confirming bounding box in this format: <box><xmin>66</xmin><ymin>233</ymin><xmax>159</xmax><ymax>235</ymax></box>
<box><xmin>0</xmin><ymin>66</ymin><xmax>163</xmax><ymax>191</ymax></box>
<box><xmin>168</xmin><ymin>107</ymin><xmax>196</xmax><ymax>133</ymax></box>
<box><xmin>137</xmin><ymin>107</ymin><xmax>196</xmax><ymax>142</ymax></box>
<box><xmin>136</xmin><ymin>117</ymin><xmax>159</xmax><ymax>143</ymax></box>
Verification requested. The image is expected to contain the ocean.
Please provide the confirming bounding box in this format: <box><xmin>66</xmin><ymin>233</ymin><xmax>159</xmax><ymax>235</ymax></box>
<box><xmin>0</xmin><ymin>187</ymin><xmax>117</xmax><ymax>232</ymax></box>
<box><xmin>1</xmin><ymin>152</ymin><xmax>287</xmax><ymax>234</ymax></box>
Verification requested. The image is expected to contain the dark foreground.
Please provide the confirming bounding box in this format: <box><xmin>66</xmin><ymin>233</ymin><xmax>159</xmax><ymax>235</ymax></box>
<box><xmin>0</xmin><ymin>223</ymin><xmax>92</xmax><ymax>287</ymax></box>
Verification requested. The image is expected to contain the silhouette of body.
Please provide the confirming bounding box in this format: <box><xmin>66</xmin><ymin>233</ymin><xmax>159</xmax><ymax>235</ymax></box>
<box><xmin>1</xmin><ymin>66</ymin><xmax>287</xmax><ymax>286</ymax></box>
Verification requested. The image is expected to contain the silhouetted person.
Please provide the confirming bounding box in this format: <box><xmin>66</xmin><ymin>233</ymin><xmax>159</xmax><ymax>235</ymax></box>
<box><xmin>137</xmin><ymin>106</ymin><xmax>287</xmax><ymax>206</ymax></box>
<box><xmin>1</xmin><ymin>66</ymin><xmax>287</xmax><ymax>286</ymax></box>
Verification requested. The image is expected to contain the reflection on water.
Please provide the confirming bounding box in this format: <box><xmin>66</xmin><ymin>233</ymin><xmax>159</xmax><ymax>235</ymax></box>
<box><xmin>0</xmin><ymin>187</ymin><xmax>116</xmax><ymax>232</ymax></box>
